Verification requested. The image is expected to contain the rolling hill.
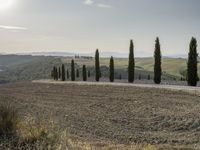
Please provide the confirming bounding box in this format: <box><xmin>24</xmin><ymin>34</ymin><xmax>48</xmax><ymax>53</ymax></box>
<box><xmin>0</xmin><ymin>54</ymin><xmax>199</xmax><ymax>83</ymax></box>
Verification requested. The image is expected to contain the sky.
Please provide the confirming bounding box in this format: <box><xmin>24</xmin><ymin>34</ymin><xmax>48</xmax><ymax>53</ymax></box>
<box><xmin>0</xmin><ymin>0</ymin><xmax>199</xmax><ymax>56</ymax></box>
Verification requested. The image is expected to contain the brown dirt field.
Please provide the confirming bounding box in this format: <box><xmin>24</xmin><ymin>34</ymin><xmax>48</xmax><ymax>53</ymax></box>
<box><xmin>1</xmin><ymin>82</ymin><xmax>200</xmax><ymax>147</ymax></box>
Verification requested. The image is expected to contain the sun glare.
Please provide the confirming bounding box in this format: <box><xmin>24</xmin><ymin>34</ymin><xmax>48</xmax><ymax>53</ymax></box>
<box><xmin>0</xmin><ymin>0</ymin><xmax>15</xmax><ymax>11</ymax></box>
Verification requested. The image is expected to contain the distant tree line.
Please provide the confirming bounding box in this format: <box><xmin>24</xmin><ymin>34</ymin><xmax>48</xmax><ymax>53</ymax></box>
<box><xmin>51</xmin><ymin>37</ymin><xmax>199</xmax><ymax>86</ymax></box>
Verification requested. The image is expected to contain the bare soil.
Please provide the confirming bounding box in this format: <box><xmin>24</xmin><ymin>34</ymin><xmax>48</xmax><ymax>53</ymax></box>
<box><xmin>1</xmin><ymin>82</ymin><xmax>200</xmax><ymax>147</ymax></box>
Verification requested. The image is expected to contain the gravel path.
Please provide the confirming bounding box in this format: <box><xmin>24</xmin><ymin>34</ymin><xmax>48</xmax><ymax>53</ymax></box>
<box><xmin>34</xmin><ymin>80</ymin><xmax>200</xmax><ymax>96</ymax></box>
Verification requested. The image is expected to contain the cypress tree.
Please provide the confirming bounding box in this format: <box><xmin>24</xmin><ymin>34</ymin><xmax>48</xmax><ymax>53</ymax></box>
<box><xmin>154</xmin><ymin>37</ymin><xmax>162</xmax><ymax>84</ymax></box>
<box><xmin>71</xmin><ymin>59</ymin><xmax>75</xmax><ymax>81</ymax></box>
<box><xmin>187</xmin><ymin>37</ymin><xmax>198</xmax><ymax>86</ymax></box>
<box><xmin>67</xmin><ymin>69</ymin><xmax>70</xmax><ymax>79</ymax></box>
<box><xmin>55</xmin><ymin>67</ymin><xmax>58</xmax><ymax>80</ymax></box>
<box><xmin>95</xmin><ymin>49</ymin><xmax>100</xmax><ymax>82</ymax></box>
<box><xmin>58</xmin><ymin>67</ymin><xmax>61</xmax><ymax>79</ymax></box>
<box><xmin>128</xmin><ymin>40</ymin><xmax>135</xmax><ymax>83</ymax></box>
<box><xmin>82</xmin><ymin>65</ymin><xmax>87</xmax><ymax>81</ymax></box>
<box><xmin>76</xmin><ymin>69</ymin><xmax>80</xmax><ymax>78</ymax></box>
<box><xmin>61</xmin><ymin>64</ymin><xmax>66</xmax><ymax>81</ymax></box>
<box><xmin>109</xmin><ymin>56</ymin><xmax>114</xmax><ymax>82</ymax></box>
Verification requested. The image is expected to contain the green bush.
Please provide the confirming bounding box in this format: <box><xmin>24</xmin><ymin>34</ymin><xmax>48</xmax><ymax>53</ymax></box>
<box><xmin>0</xmin><ymin>104</ymin><xmax>19</xmax><ymax>136</ymax></box>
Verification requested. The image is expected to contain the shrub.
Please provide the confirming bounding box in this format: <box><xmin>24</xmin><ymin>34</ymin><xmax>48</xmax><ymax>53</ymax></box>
<box><xmin>0</xmin><ymin>103</ymin><xmax>19</xmax><ymax>137</ymax></box>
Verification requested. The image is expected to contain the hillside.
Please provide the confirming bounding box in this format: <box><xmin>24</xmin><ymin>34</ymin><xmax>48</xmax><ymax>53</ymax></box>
<box><xmin>0</xmin><ymin>54</ymin><xmax>199</xmax><ymax>83</ymax></box>
<box><xmin>0</xmin><ymin>55</ymin><xmax>62</xmax><ymax>82</ymax></box>
<box><xmin>1</xmin><ymin>82</ymin><xmax>200</xmax><ymax>149</ymax></box>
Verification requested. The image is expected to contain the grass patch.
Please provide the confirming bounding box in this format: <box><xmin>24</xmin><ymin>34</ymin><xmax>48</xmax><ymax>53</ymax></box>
<box><xmin>0</xmin><ymin>103</ymin><xmax>19</xmax><ymax>137</ymax></box>
<box><xmin>0</xmin><ymin>103</ymin><xmax>199</xmax><ymax>149</ymax></box>
<box><xmin>0</xmin><ymin>103</ymin><xmax>66</xmax><ymax>149</ymax></box>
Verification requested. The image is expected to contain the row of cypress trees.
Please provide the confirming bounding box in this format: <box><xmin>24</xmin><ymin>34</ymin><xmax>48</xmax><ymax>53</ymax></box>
<box><xmin>126</xmin><ymin>37</ymin><xmax>198</xmax><ymax>86</ymax></box>
<box><xmin>94</xmin><ymin>37</ymin><xmax>199</xmax><ymax>86</ymax></box>
<box><xmin>52</xmin><ymin>37</ymin><xmax>198</xmax><ymax>86</ymax></box>
<box><xmin>126</xmin><ymin>38</ymin><xmax>162</xmax><ymax>84</ymax></box>
<box><xmin>51</xmin><ymin>61</ymin><xmax>89</xmax><ymax>82</ymax></box>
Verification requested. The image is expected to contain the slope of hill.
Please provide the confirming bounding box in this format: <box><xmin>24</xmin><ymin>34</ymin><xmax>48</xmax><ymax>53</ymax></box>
<box><xmin>0</xmin><ymin>55</ymin><xmax>62</xmax><ymax>82</ymax></box>
<box><xmin>0</xmin><ymin>54</ymin><xmax>199</xmax><ymax>83</ymax></box>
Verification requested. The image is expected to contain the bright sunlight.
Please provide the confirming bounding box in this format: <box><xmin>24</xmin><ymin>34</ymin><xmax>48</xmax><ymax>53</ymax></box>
<box><xmin>0</xmin><ymin>0</ymin><xmax>15</xmax><ymax>11</ymax></box>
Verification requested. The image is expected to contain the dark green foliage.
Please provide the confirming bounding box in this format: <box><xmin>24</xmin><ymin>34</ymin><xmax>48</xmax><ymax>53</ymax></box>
<box><xmin>67</xmin><ymin>69</ymin><xmax>69</xmax><ymax>79</ymax></box>
<box><xmin>76</xmin><ymin>69</ymin><xmax>79</xmax><ymax>78</ymax></box>
<box><xmin>128</xmin><ymin>40</ymin><xmax>135</xmax><ymax>83</ymax></box>
<box><xmin>109</xmin><ymin>56</ymin><xmax>114</xmax><ymax>82</ymax></box>
<box><xmin>0</xmin><ymin>104</ymin><xmax>18</xmax><ymax>136</ymax></box>
<box><xmin>88</xmin><ymin>70</ymin><xmax>90</xmax><ymax>78</ymax></box>
<box><xmin>58</xmin><ymin>67</ymin><xmax>61</xmax><ymax>79</ymax></box>
<box><xmin>61</xmin><ymin>64</ymin><xmax>65</xmax><ymax>81</ymax></box>
<box><xmin>55</xmin><ymin>68</ymin><xmax>58</xmax><ymax>80</ymax></box>
<box><xmin>53</xmin><ymin>66</ymin><xmax>58</xmax><ymax>80</ymax></box>
<box><xmin>187</xmin><ymin>37</ymin><xmax>198</xmax><ymax>86</ymax></box>
<box><xmin>71</xmin><ymin>60</ymin><xmax>75</xmax><ymax>81</ymax></box>
<box><xmin>82</xmin><ymin>65</ymin><xmax>87</xmax><ymax>81</ymax></box>
<box><xmin>95</xmin><ymin>49</ymin><xmax>100</xmax><ymax>82</ymax></box>
<box><xmin>154</xmin><ymin>37</ymin><xmax>162</xmax><ymax>84</ymax></box>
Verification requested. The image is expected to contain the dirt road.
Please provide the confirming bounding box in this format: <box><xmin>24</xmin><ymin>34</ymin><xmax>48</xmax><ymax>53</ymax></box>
<box><xmin>34</xmin><ymin>80</ymin><xmax>200</xmax><ymax>96</ymax></box>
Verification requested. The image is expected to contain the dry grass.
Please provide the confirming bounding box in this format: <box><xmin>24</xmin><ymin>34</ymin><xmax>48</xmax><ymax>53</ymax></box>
<box><xmin>0</xmin><ymin>103</ymin><xmax>19</xmax><ymax>137</ymax></box>
<box><xmin>0</xmin><ymin>103</ymin><xmax>199</xmax><ymax>149</ymax></box>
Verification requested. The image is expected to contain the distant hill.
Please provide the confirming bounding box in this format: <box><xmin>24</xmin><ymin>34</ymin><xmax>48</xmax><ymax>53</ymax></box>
<box><xmin>0</xmin><ymin>55</ymin><xmax>62</xmax><ymax>82</ymax></box>
<box><xmin>14</xmin><ymin>51</ymin><xmax>188</xmax><ymax>58</ymax></box>
<box><xmin>0</xmin><ymin>54</ymin><xmax>199</xmax><ymax>83</ymax></box>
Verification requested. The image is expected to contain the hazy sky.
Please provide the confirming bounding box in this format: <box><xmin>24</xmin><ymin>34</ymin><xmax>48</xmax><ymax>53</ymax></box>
<box><xmin>0</xmin><ymin>0</ymin><xmax>199</xmax><ymax>56</ymax></box>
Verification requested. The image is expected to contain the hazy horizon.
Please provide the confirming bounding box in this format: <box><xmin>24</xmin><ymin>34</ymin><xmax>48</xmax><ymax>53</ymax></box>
<box><xmin>0</xmin><ymin>0</ymin><xmax>199</xmax><ymax>56</ymax></box>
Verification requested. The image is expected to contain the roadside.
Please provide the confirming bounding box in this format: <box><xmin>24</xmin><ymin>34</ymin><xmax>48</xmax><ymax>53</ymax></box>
<box><xmin>33</xmin><ymin>79</ymin><xmax>200</xmax><ymax>96</ymax></box>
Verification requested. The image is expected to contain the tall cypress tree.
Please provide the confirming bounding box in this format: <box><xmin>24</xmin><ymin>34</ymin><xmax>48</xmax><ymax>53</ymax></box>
<box><xmin>71</xmin><ymin>59</ymin><xmax>75</xmax><ymax>81</ymax></box>
<box><xmin>82</xmin><ymin>65</ymin><xmax>87</xmax><ymax>81</ymax></box>
<box><xmin>187</xmin><ymin>37</ymin><xmax>198</xmax><ymax>86</ymax></box>
<box><xmin>76</xmin><ymin>69</ymin><xmax>80</xmax><ymax>78</ymax></box>
<box><xmin>128</xmin><ymin>40</ymin><xmax>135</xmax><ymax>83</ymax></box>
<box><xmin>95</xmin><ymin>49</ymin><xmax>100</xmax><ymax>82</ymax></box>
<box><xmin>61</xmin><ymin>64</ymin><xmax>66</xmax><ymax>81</ymax></box>
<box><xmin>109</xmin><ymin>56</ymin><xmax>114</xmax><ymax>82</ymax></box>
<box><xmin>154</xmin><ymin>37</ymin><xmax>162</xmax><ymax>84</ymax></box>
<box><xmin>58</xmin><ymin>67</ymin><xmax>61</xmax><ymax>79</ymax></box>
<box><xmin>55</xmin><ymin>67</ymin><xmax>58</xmax><ymax>80</ymax></box>
<box><xmin>67</xmin><ymin>69</ymin><xmax>69</xmax><ymax>79</ymax></box>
